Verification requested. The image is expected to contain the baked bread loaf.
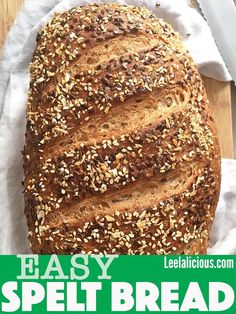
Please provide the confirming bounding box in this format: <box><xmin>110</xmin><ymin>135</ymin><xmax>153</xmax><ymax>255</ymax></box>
<box><xmin>24</xmin><ymin>3</ymin><xmax>221</xmax><ymax>254</ymax></box>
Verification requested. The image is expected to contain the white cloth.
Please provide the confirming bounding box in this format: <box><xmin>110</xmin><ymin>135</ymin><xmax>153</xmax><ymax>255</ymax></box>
<box><xmin>0</xmin><ymin>0</ymin><xmax>234</xmax><ymax>254</ymax></box>
<box><xmin>209</xmin><ymin>159</ymin><xmax>236</xmax><ymax>254</ymax></box>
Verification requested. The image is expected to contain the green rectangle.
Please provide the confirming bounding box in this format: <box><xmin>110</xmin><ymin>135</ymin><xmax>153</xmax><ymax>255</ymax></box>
<box><xmin>0</xmin><ymin>255</ymin><xmax>235</xmax><ymax>313</ymax></box>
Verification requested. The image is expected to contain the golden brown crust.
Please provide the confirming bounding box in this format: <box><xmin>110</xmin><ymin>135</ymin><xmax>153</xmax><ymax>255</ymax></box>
<box><xmin>24</xmin><ymin>3</ymin><xmax>221</xmax><ymax>255</ymax></box>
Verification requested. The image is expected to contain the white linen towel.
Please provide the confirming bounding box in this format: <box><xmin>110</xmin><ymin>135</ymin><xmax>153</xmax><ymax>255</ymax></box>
<box><xmin>0</xmin><ymin>0</ymin><xmax>234</xmax><ymax>254</ymax></box>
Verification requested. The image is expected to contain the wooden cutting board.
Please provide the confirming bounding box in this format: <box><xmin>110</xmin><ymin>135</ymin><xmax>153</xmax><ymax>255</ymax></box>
<box><xmin>0</xmin><ymin>0</ymin><xmax>233</xmax><ymax>158</ymax></box>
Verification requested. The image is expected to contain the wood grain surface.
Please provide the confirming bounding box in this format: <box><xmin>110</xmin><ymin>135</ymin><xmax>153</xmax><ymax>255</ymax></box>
<box><xmin>0</xmin><ymin>0</ymin><xmax>23</xmax><ymax>48</ymax></box>
<box><xmin>203</xmin><ymin>77</ymin><xmax>233</xmax><ymax>158</ymax></box>
<box><xmin>0</xmin><ymin>0</ymin><xmax>233</xmax><ymax>158</ymax></box>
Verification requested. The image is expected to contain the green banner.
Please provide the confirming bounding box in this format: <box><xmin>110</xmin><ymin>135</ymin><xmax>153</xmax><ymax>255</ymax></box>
<box><xmin>0</xmin><ymin>255</ymin><xmax>235</xmax><ymax>313</ymax></box>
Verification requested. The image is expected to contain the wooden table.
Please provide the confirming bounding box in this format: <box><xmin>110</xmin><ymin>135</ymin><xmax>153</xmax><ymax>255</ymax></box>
<box><xmin>0</xmin><ymin>0</ymin><xmax>233</xmax><ymax>158</ymax></box>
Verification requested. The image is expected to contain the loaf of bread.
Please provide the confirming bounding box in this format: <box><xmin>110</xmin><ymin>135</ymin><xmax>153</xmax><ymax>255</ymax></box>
<box><xmin>24</xmin><ymin>3</ymin><xmax>221</xmax><ymax>254</ymax></box>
